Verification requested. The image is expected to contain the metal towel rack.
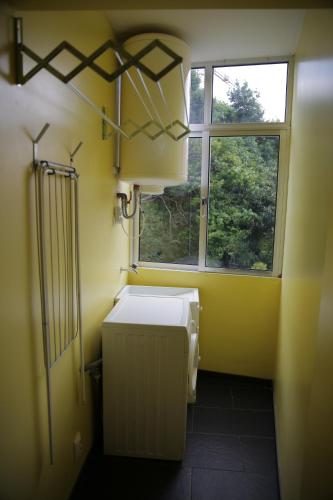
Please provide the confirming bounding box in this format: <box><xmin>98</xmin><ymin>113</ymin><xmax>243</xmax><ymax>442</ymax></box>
<box><xmin>33</xmin><ymin>124</ymin><xmax>85</xmax><ymax>464</ymax></box>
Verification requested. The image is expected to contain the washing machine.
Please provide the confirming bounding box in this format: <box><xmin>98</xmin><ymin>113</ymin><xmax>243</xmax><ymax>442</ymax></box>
<box><xmin>102</xmin><ymin>294</ymin><xmax>192</xmax><ymax>460</ymax></box>
<box><xmin>115</xmin><ymin>285</ymin><xmax>200</xmax><ymax>403</ymax></box>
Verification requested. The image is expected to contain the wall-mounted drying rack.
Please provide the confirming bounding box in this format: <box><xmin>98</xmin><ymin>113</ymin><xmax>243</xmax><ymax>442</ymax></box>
<box><xmin>14</xmin><ymin>18</ymin><xmax>190</xmax><ymax>142</ymax></box>
<box><xmin>33</xmin><ymin>123</ymin><xmax>85</xmax><ymax>465</ymax></box>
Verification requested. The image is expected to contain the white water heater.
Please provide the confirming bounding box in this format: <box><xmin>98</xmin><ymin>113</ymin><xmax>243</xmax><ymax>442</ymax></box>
<box><xmin>119</xmin><ymin>33</ymin><xmax>191</xmax><ymax>188</ymax></box>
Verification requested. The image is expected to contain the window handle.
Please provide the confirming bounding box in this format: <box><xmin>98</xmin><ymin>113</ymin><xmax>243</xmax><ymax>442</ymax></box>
<box><xmin>201</xmin><ymin>197</ymin><xmax>208</xmax><ymax>218</ymax></box>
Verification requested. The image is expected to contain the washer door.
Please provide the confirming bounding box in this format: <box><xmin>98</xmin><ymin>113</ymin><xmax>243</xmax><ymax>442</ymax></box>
<box><xmin>188</xmin><ymin>333</ymin><xmax>199</xmax><ymax>403</ymax></box>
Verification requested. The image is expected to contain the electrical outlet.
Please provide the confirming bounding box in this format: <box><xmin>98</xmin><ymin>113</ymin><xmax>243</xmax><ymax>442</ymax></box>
<box><xmin>73</xmin><ymin>432</ymin><xmax>83</xmax><ymax>462</ymax></box>
<box><xmin>114</xmin><ymin>206</ymin><xmax>123</xmax><ymax>224</ymax></box>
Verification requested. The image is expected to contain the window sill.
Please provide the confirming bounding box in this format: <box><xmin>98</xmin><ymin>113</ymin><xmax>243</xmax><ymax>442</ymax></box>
<box><xmin>137</xmin><ymin>262</ymin><xmax>281</xmax><ymax>278</ymax></box>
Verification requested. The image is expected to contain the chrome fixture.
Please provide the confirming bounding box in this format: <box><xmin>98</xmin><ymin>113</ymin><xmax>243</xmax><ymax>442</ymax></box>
<box><xmin>120</xmin><ymin>264</ymin><xmax>138</xmax><ymax>274</ymax></box>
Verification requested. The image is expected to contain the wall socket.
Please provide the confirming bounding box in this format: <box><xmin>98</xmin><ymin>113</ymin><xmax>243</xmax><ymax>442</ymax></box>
<box><xmin>73</xmin><ymin>431</ymin><xmax>83</xmax><ymax>462</ymax></box>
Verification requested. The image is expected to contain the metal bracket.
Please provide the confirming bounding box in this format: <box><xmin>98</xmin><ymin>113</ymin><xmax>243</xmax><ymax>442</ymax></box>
<box><xmin>102</xmin><ymin>106</ymin><xmax>112</xmax><ymax>141</ymax></box>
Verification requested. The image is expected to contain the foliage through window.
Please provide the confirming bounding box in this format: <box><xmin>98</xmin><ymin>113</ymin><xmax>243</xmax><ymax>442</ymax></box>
<box><xmin>136</xmin><ymin>60</ymin><xmax>290</xmax><ymax>275</ymax></box>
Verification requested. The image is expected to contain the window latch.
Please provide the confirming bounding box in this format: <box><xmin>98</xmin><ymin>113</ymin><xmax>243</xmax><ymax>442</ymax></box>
<box><xmin>201</xmin><ymin>197</ymin><xmax>208</xmax><ymax>217</ymax></box>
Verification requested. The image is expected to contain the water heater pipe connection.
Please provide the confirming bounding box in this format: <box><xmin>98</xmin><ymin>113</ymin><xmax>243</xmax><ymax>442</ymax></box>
<box><xmin>117</xmin><ymin>184</ymin><xmax>140</xmax><ymax>219</ymax></box>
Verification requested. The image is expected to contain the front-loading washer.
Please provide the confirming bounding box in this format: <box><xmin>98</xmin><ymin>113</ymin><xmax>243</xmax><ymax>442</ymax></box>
<box><xmin>102</xmin><ymin>294</ymin><xmax>191</xmax><ymax>460</ymax></box>
<box><xmin>115</xmin><ymin>285</ymin><xmax>201</xmax><ymax>403</ymax></box>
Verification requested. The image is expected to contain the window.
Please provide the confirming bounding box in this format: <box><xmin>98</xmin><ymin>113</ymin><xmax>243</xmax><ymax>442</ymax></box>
<box><xmin>133</xmin><ymin>58</ymin><xmax>292</xmax><ymax>276</ymax></box>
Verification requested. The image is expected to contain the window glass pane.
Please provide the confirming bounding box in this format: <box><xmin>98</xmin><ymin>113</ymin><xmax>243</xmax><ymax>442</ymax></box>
<box><xmin>212</xmin><ymin>63</ymin><xmax>288</xmax><ymax>123</ymax></box>
<box><xmin>207</xmin><ymin>136</ymin><xmax>279</xmax><ymax>271</ymax></box>
<box><xmin>190</xmin><ymin>68</ymin><xmax>205</xmax><ymax>124</ymax></box>
<box><xmin>139</xmin><ymin>138</ymin><xmax>202</xmax><ymax>265</ymax></box>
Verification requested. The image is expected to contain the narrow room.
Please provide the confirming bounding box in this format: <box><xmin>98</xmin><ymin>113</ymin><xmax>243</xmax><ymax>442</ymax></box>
<box><xmin>0</xmin><ymin>2</ymin><xmax>332</xmax><ymax>500</ymax></box>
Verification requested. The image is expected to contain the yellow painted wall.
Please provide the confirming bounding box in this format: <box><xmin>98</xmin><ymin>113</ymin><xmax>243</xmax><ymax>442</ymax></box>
<box><xmin>274</xmin><ymin>10</ymin><xmax>333</xmax><ymax>500</ymax></box>
<box><xmin>129</xmin><ymin>269</ymin><xmax>281</xmax><ymax>379</ymax></box>
<box><xmin>0</xmin><ymin>10</ymin><xmax>129</xmax><ymax>500</ymax></box>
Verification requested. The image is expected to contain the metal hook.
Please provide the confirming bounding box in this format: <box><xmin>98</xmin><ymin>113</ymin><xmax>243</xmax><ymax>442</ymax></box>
<box><xmin>34</xmin><ymin>123</ymin><xmax>50</xmax><ymax>144</ymax></box>
<box><xmin>70</xmin><ymin>141</ymin><xmax>83</xmax><ymax>164</ymax></box>
<box><xmin>33</xmin><ymin>123</ymin><xmax>50</xmax><ymax>166</ymax></box>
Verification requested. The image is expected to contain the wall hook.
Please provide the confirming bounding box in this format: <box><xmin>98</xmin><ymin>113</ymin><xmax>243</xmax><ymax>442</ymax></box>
<box><xmin>70</xmin><ymin>141</ymin><xmax>83</xmax><ymax>165</ymax></box>
<box><xmin>33</xmin><ymin>123</ymin><xmax>50</xmax><ymax>166</ymax></box>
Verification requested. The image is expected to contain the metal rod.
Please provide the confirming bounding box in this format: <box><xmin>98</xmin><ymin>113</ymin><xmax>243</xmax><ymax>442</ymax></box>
<box><xmin>60</xmin><ymin>177</ymin><xmax>68</xmax><ymax>350</ymax></box>
<box><xmin>69</xmin><ymin>180</ymin><xmax>74</xmax><ymax>341</ymax></box>
<box><xmin>157</xmin><ymin>80</ymin><xmax>174</xmax><ymax>127</ymax></box>
<box><xmin>179</xmin><ymin>64</ymin><xmax>190</xmax><ymax>127</ymax></box>
<box><xmin>67</xmin><ymin>83</ymin><xmax>130</xmax><ymax>139</ymax></box>
<box><xmin>114</xmin><ymin>77</ymin><xmax>121</xmax><ymax>173</ymax></box>
<box><xmin>48</xmin><ymin>175</ymin><xmax>57</xmax><ymax>363</ymax></box>
<box><xmin>74</xmin><ymin>177</ymin><xmax>86</xmax><ymax>403</ymax></box>
<box><xmin>37</xmin><ymin>168</ymin><xmax>55</xmax><ymax>465</ymax></box>
<box><xmin>37</xmin><ymin>160</ymin><xmax>76</xmax><ymax>174</ymax></box>
<box><xmin>115</xmin><ymin>52</ymin><xmax>154</xmax><ymax>122</ymax></box>
<box><xmin>54</xmin><ymin>176</ymin><xmax>62</xmax><ymax>357</ymax></box>
<box><xmin>135</xmin><ymin>68</ymin><xmax>165</xmax><ymax>128</ymax></box>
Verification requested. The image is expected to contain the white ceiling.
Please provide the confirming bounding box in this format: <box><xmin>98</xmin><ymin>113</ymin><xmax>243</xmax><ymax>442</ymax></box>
<box><xmin>107</xmin><ymin>9</ymin><xmax>305</xmax><ymax>62</ymax></box>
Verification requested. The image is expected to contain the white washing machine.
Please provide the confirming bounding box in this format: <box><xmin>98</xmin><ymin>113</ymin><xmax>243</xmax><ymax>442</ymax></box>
<box><xmin>102</xmin><ymin>294</ymin><xmax>192</xmax><ymax>460</ymax></box>
<box><xmin>115</xmin><ymin>285</ymin><xmax>200</xmax><ymax>403</ymax></box>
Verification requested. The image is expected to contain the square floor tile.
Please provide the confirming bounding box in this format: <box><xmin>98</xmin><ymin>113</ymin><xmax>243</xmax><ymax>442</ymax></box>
<box><xmin>195</xmin><ymin>374</ymin><xmax>233</xmax><ymax>408</ymax></box>
<box><xmin>184</xmin><ymin>433</ymin><xmax>243</xmax><ymax>471</ymax></box>
<box><xmin>232</xmin><ymin>386</ymin><xmax>273</xmax><ymax>410</ymax></box>
<box><xmin>240</xmin><ymin>437</ymin><xmax>278</xmax><ymax>475</ymax></box>
<box><xmin>192</xmin><ymin>468</ymin><xmax>280</xmax><ymax>500</ymax></box>
<box><xmin>193</xmin><ymin>407</ymin><xmax>275</xmax><ymax>437</ymax></box>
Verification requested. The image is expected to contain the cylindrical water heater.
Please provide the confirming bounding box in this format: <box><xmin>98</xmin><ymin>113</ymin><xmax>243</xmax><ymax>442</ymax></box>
<box><xmin>119</xmin><ymin>33</ymin><xmax>191</xmax><ymax>188</ymax></box>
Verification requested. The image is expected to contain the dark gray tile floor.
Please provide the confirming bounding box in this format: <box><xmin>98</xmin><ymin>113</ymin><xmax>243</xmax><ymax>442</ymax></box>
<box><xmin>70</xmin><ymin>370</ymin><xmax>280</xmax><ymax>500</ymax></box>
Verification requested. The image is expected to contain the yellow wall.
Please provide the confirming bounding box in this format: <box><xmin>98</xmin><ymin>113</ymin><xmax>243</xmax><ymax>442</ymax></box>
<box><xmin>274</xmin><ymin>10</ymin><xmax>333</xmax><ymax>500</ymax></box>
<box><xmin>0</xmin><ymin>10</ymin><xmax>128</xmax><ymax>500</ymax></box>
<box><xmin>129</xmin><ymin>269</ymin><xmax>281</xmax><ymax>379</ymax></box>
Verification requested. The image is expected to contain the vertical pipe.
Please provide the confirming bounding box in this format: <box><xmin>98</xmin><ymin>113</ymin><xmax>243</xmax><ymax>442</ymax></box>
<box><xmin>37</xmin><ymin>167</ymin><xmax>55</xmax><ymax>465</ymax></box>
<box><xmin>74</xmin><ymin>176</ymin><xmax>86</xmax><ymax>403</ymax></box>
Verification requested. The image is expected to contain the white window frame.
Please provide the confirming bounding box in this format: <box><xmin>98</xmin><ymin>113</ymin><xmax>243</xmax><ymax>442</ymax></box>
<box><xmin>132</xmin><ymin>56</ymin><xmax>293</xmax><ymax>277</ymax></box>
